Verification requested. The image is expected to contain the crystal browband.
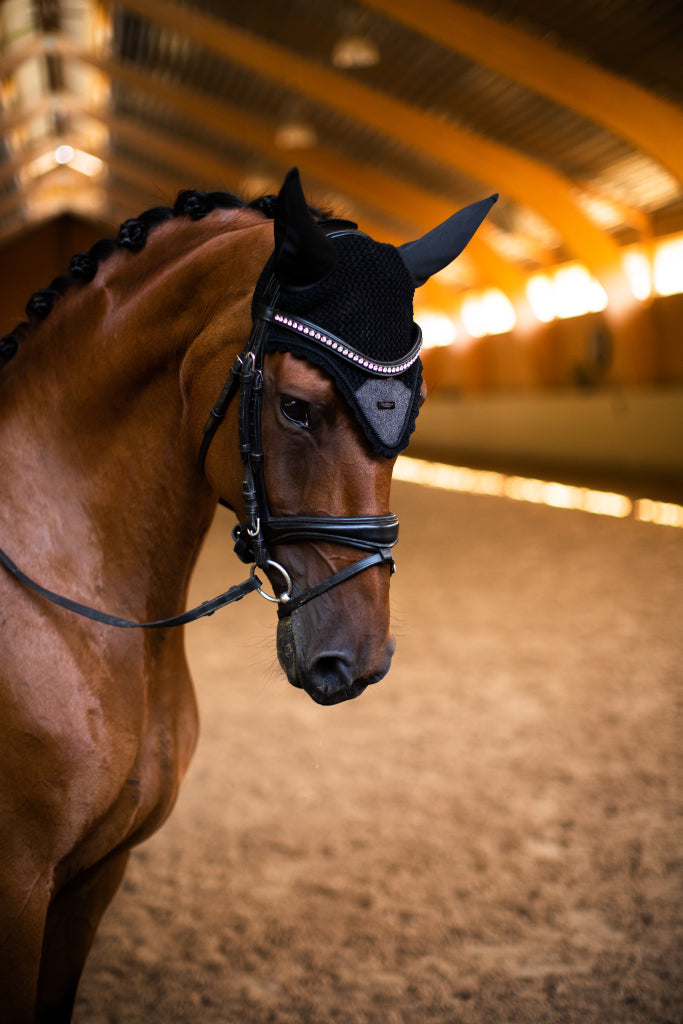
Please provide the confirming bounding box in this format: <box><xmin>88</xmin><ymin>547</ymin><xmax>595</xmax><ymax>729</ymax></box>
<box><xmin>258</xmin><ymin>304</ymin><xmax>422</xmax><ymax>377</ymax></box>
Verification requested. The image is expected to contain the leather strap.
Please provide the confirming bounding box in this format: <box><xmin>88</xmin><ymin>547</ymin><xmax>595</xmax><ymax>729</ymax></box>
<box><xmin>0</xmin><ymin>544</ymin><xmax>261</xmax><ymax>629</ymax></box>
<box><xmin>277</xmin><ymin>548</ymin><xmax>394</xmax><ymax>619</ymax></box>
<box><xmin>198</xmin><ymin>354</ymin><xmax>243</xmax><ymax>473</ymax></box>
<box><xmin>263</xmin><ymin>513</ymin><xmax>399</xmax><ymax>551</ymax></box>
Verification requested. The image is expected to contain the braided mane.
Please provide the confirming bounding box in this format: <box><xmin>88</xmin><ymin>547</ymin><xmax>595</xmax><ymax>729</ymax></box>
<box><xmin>0</xmin><ymin>188</ymin><xmax>327</xmax><ymax>370</ymax></box>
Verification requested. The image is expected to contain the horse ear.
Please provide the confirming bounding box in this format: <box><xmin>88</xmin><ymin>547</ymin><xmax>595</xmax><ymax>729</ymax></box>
<box><xmin>273</xmin><ymin>168</ymin><xmax>338</xmax><ymax>288</ymax></box>
<box><xmin>398</xmin><ymin>194</ymin><xmax>498</xmax><ymax>287</ymax></box>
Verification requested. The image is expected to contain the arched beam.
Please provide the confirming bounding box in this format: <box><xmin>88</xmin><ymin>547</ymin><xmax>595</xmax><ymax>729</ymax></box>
<box><xmin>89</xmin><ymin>52</ymin><xmax>521</xmax><ymax>282</ymax></box>
<box><xmin>0</xmin><ymin>34</ymin><xmax>45</xmax><ymax>79</ymax></box>
<box><xmin>359</xmin><ymin>0</ymin><xmax>683</xmax><ymax>185</ymax></box>
<box><xmin>2</xmin><ymin>108</ymin><xmax>524</xmax><ymax>313</ymax></box>
<box><xmin>12</xmin><ymin>39</ymin><xmax>524</xmax><ymax>291</ymax></box>
<box><xmin>102</xmin><ymin>93</ymin><xmax>526</xmax><ymax>293</ymax></box>
<box><xmin>0</xmin><ymin>33</ymin><xmax>609</xmax><ymax>292</ymax></box>
<box><xmin>118</xmin><ymin>0</ymin><xmax>628</xmax><ymax>291</ymax></box>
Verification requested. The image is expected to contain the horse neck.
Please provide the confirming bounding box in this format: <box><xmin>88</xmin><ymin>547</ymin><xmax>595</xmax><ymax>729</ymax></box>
<box><xmin>1</xmin><ymin>211</ymin><xmax>273</xmax><ymax>617</ymax></box>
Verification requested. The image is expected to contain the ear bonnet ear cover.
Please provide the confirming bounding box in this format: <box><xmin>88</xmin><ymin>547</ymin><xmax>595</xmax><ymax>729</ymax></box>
<box><xmin>253</xmin><ymin>231</ymin><xmax>423</xmax><ymax>458</ymax></box>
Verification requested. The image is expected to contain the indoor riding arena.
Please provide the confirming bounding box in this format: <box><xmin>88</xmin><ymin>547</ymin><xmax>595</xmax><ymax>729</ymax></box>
<box><xmin>75</xmin><ymin>477</ymin><xmax>682</xmax><ymax>1024</ymax></box>
<box><xmin>1</xmin><ymin>2</ymin><xmax>682</xmax><ymax>1023</ymax></box>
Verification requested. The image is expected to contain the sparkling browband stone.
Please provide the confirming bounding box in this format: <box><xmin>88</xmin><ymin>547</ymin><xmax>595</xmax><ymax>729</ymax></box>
<box><xmin>271</xmin><ymin>312</ymin><xmax>421</xmax><ymax>375</ymax></box>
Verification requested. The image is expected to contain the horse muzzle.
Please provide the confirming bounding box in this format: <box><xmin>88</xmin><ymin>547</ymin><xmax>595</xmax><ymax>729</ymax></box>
<box><xmin>276</xmin><ymin>613</ymin><xmax>395</xmax><ymax>706</ymax></box>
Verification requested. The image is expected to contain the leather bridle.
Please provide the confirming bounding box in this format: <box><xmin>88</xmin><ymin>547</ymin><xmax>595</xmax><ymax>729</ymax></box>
<box><xmin>0</xmin><ymin>241</ymin><xmax>411</xmax><ymax>631</ymax></box>
<box><xmin>1</xmin><ymin>182</ymin><xmax>496</xmax><ymax>631</ymax></box>
<box><xmin>198</xmin><ymin>264</ymin><xmax>402</xmax><ymax>621</ymax></box>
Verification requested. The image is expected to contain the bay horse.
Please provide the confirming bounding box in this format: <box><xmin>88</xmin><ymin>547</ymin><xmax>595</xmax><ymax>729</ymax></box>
<box><xmin>0</xmin><ymin>167</ymin><xmax>495</xmax><ymax>1021</ymax></box>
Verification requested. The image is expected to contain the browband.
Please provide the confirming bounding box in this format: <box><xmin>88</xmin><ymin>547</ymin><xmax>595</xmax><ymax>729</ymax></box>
<box><xmin>258</xmin><ymin>305</ymin><xmax>422</xmax><ymax>377</ymax></box>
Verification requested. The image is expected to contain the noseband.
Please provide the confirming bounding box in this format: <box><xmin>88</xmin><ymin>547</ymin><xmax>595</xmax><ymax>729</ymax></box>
<box><xmin>198</xmin><ymin>265</ymin><xmax>401</xmax><ymax>619</ymax></box>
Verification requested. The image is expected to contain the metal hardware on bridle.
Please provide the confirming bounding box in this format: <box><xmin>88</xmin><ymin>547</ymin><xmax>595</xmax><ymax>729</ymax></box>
<box><xmin>249</xmin><ymin>560</ymin><xmax>292</xmax><ymax>604</ymax></box>
<box><xmin>199</xmin><ymin>243</ymin><xmax>400</xmax><ymax>619</ymax></box>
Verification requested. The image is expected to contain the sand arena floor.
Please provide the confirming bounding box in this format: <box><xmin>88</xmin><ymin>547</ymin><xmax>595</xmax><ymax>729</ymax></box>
<box><xmin>74</xmin><ymin>478</ymin><xmax>682</xmax><ymax>1023</ymax></box>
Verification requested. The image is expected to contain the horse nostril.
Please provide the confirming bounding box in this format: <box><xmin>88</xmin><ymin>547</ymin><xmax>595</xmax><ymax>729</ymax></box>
<box><xmin>309</xmin><ymin>653</ymin><xmax>353</xmax><ymax>696</ymax></box>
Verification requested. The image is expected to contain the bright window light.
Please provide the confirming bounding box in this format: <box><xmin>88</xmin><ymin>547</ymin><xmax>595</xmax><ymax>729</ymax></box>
<box><xmin>418</xmin><ymin>312</ymin><xmax>459</xmax><ymax>349</ymax></box>
<box><xmin>526</xmin><ymin>275</ymin><xmax>555</xmax><ymax>323</ymax></box>
<box><xmin>526</xmin><ymin>264</ymin><xmax>607</xmax><ymax>322</ymax></box>
<box><xmin>554</xmin><ymin>265</ymin><xmax>607</xmax><ymax>318</ymax></box>
<box><xmin>635</xmin><ymin>499</ymin><xmax>683</xmax><ymax>528</ymax></box>
<box><xmin>394</xmin><ymin>457</ymin><xmax>639</xmax><ymax>521</ymax></box>
<box><xmin>461</xmin><ymin>288</ymin><xmax>516</xmax><ymax>338</ymax></box>
<box><xmin>482</xmin><ymin>289</ymin><xmax>516</xmax><ymax>334</ymax></box>
<box><xmin>395</xmin><ymin>456</ymin><xmax>683</xmax><ymax>528</ymax></box>
<box><xmin>653</xmin><ymin>237</ymin><xmax>683</xmax><ymax>296</ymax></box>
<box><xmin>460</xmin><ymin>295</ymin><xmax>487</xmax><ymax>338</ymax></box>
<box><xmin>623</xmin><ymin>250</ymin><xmax>652</xmax><ymax>301</ymax></box>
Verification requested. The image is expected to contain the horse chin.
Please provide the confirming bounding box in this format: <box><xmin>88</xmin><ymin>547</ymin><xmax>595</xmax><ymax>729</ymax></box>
<box><xmin>276</xmin><ymin>615</ymin><xmax>384</xmax><ymax>706</ymax></box>
<box><xmin>304</xmin><ymin>677</ymin><xmax>372</xmax><ymax>707</ymax></box>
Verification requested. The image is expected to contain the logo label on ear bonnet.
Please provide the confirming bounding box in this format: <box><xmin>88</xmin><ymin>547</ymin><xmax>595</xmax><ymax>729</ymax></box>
<box><xmin>354</xmin><ymin>378</ymin><xmax>412</xmax><ymax>449</ymax></box>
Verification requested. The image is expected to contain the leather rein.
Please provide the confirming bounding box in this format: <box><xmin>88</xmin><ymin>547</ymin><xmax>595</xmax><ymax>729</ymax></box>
<box><xmin>1</xmin><ymin>253</ymin><xmax>401</xmax><ymax>630</ymax></box>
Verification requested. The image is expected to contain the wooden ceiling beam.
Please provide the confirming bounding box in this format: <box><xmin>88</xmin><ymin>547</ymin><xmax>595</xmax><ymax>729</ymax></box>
<box><xmin>0</xmin><ymin>92</ymin><xmax>55</xmax><ymax>135</ymax></box>
<box><xmin>0</xmin><ymin>95</ymin><xmax>251</xmax><ymax>206</ymax></box>
<box><xmin>117</xmin><ymin>0</ymin><xmax>627</xmax><ymax>291</ymax></box>
<box><xmin>0</xmin><ymin>186</ymin><xmax>25</xmax><ymax>225</ymax></box>
<box><xmin>101</xmin><ymin>113</ymin><xmax>248</xmax><ymax>196</ymax></box>
<box><xmin>40</xmin><ymin>44</ymin><xmax>525</xmax><ymax>291</ymax></box>
<box><xmin>0</xmin><ymin>34</ymin><xmax>46</xmax><ymax>79</ymax></box>
<box><xmin>289</xmin><ymin>150</ymin><xmax>529</xmax><ymax>296</ymax></box>
<box><xmin>359</xmin><ymin>0</ymin><xmax>683</xmax><ymax>186</ymax></box>
<box><xmin>103</xmin><ymin>101</ymin><xmax>522</xmax><ymax>291</ymax></box>
<box><xmin>0</xmin><ymin>163</ymin><xmax>103</xmax><ymax>228</ymax></box>
<box><xmin>0</xmin><ymin>32</ymin><xmax>604</xmax><ymax>292</ymax></box>
<box><xmin>101</xmin><ymin>177</ymin><xmax>167</xmax><ymax>225</ymax></box>
<box><xmin>0</xmin><ymin>133</ymin><xmax>60</xmax><ymax>189</ymax></box>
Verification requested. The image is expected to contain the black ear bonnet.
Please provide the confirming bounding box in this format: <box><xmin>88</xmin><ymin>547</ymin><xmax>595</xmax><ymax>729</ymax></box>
<box><xmin>251</xmin><ymin>168</ymin><xmax>497</xmax><ymax>459</ymax></box>
<box><xmin>252</xmin><ymin>229</ymin><xmax>422</xmax><ymax>458</ymax></box>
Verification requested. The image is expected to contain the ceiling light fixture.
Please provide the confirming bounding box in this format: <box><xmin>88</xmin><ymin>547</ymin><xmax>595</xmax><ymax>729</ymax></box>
<box><xmin>55</xmin><ymin>144</ymin><xmax>74</xmax><ymax>164</ymax></box>
<box><xmin>331</xmin><ymin>33</ymin><xmax>380</xmax><ymax>68</ymax></box>
<box><xmin>274</xmin><ymin>120</ymin><xmax>318</xmax><ymax>150</ymax></box>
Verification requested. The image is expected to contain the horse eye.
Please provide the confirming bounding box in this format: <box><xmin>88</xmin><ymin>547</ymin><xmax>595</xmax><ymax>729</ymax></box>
<box><xmin>280</xmin><ymin>396</ymin><xmax>311</xmax><ymax>429</ymax></box>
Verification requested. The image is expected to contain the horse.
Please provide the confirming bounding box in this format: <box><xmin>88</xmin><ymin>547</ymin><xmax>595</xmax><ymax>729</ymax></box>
<box><xmin>0</xmin><ymin>167</ymin><xmax>495</xmax><ymax>1021</ymax></box>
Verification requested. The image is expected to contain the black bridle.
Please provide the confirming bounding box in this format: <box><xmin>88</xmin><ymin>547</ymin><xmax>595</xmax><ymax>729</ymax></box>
<box><xmin>1</xmin><ymin>177</ymin><xmax>496</xmax><ymax>631</ymax></box>
<box><xmin>0</xmin><ymin>253</ymin><xmax>404</xmax><ymax>630</ymax></box>
<box><xmin>198</xmin><ymin>266</ymin><xmax>401</xmax><ymax>621</ymax></box>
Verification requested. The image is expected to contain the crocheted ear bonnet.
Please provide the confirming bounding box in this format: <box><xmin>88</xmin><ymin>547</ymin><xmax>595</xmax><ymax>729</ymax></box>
<box><xmin>253</xmin><ymin>169</ymin><xmax>497</xmax><ymax>458</ymax></box>
<box><xmin>253</xmin><ymin>229</ymin><xmax>421</xmax><ymax>458</ymax></box>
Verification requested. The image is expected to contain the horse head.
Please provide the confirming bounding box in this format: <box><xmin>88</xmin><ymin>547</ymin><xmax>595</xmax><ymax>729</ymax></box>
<box><xmin>202</xmin><ymin>169</ymin><xmax>496</xmax><ymax>705</ymax></box>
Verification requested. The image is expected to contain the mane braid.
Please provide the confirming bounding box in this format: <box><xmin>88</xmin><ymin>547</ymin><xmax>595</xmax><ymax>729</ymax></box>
<box><xmin>0</xmin><ymin>186</ymin><xmax>329</xmax><ymax>370</ymax></box>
